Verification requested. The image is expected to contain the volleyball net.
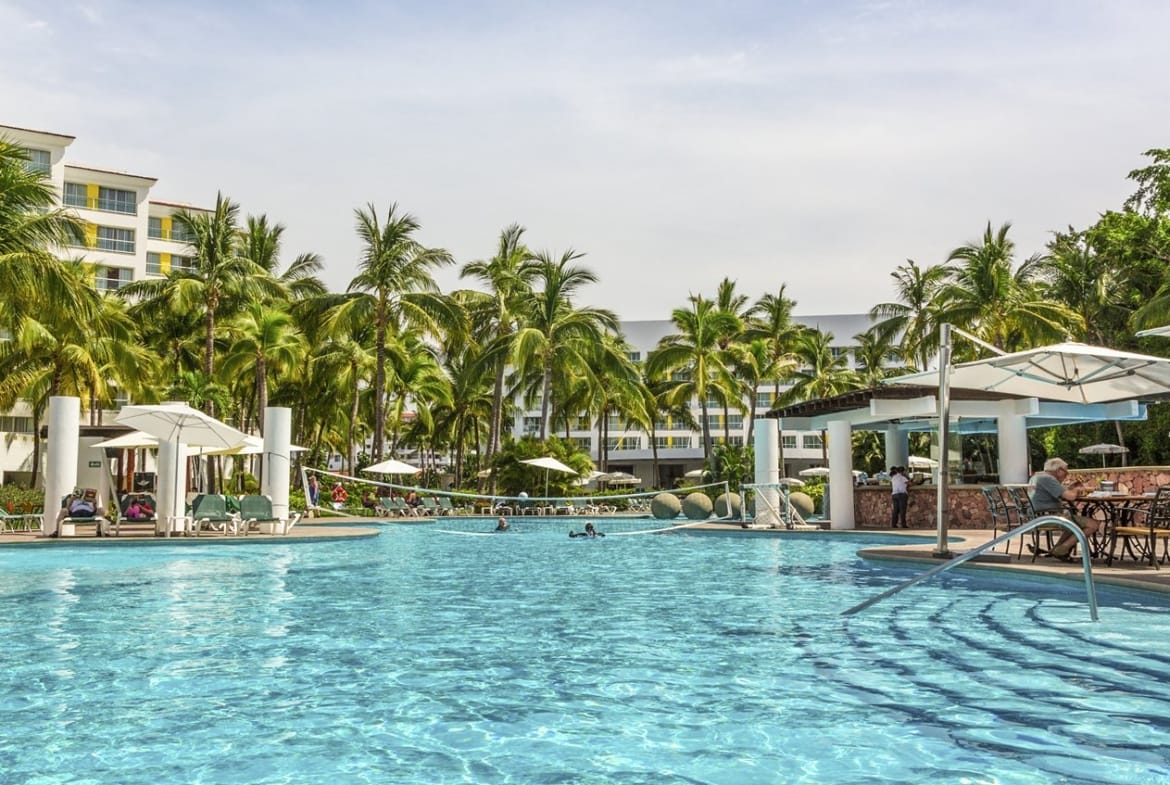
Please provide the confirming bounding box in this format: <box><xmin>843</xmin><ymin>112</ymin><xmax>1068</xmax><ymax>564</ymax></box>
<box><xmin>299</xmin><ymin>467</ymin><xmax>737</xmax><ymax>534</ymax></box>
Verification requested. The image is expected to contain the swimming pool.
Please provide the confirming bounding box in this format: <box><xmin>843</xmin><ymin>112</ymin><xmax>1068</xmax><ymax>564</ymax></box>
<box><xmin>3</xmin><ymin>521</ymin><xmax>1169</xmax><ymax>784</ymax></box>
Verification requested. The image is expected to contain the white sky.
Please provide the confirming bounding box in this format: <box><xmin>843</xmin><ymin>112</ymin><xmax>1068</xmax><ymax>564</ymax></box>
<box><xmin>3</xmin><ymin>0</ymin><xmax>1169</xmax><ymax>321</ymax></box>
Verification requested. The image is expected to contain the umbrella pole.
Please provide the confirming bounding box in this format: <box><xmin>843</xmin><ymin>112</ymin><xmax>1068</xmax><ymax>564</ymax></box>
<box><xmin>934</xmin><ymin>323</ymin><xmax>953</xmax><ymax>558</ymax></box>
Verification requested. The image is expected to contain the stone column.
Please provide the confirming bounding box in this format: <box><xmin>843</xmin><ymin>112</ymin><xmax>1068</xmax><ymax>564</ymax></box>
<box><xmin>262</xmin><ymin>407</ymin><xmax>292</xmax><ymax>526</ymax></box>
<box><xmin>752</xmin><ymin>418</ymin><xmax>780</xmax><ymax>527</ymax></box>
<box><xmin>997</xmin><ymin>405</ymin><xmax>1030</xmax><ymax>483</ymax></box>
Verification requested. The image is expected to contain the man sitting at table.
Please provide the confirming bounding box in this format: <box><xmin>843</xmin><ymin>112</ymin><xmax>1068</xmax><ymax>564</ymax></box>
<box><xmin>1028</xmin><ymin>457</ymin><xmax>1099</xmax><ymax>561</ymax></box>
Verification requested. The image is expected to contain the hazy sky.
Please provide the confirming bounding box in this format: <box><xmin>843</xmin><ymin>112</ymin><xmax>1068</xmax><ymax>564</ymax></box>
<box><xmin>3</xmin><ymin>0</ymin><xmax>1169</xmax><ymax>321</ymax></box>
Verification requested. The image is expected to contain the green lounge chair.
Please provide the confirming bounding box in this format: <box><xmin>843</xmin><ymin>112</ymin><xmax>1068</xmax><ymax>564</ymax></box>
<box><xmin>189</xmin><ymin>494</ymin><xmax>236</xmax><ymax>536</ymax></box>
<box><xmin>237</xmin><ymin>494</ymin><xmax>298</xmax><ymax>535</ymax></box>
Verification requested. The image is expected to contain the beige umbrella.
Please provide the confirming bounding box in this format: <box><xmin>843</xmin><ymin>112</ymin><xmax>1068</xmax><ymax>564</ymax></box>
<box><xmin>520</xmin><ymin>456</ymin><xmax>577</xmax><ymax>497</ymax></box>
<box><xmin>362</xmin><ymin>459</ymin><xmax>422</xmax><ymax>475</ymax></box>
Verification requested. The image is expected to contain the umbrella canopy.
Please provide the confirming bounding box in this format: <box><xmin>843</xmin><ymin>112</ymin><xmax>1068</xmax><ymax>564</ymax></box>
<box><xmin>798</xmin><ymin>467</ymin><xmax>831</xmax><ymax>477</ymax></box>
<box><xmin>887</xmin><ymin>342</ymin><xmax>1170</xmax><ymax>404</ymax></box>
<box><xmin>115</xmin><ymin>403</ymin><xmax>249</xmax><ymax>449</ymax></box>
<box><xmin>362</xmin><ymin>458</ymin><xmax>422</xmax><ymax>475</ymax></box>
<box><xmin>778</xmin><ymin>477</ymin><xmax>806</xmax><ymax>488</ymax></box>
<box><xmin>683</xmin><ymin>468</ymin><xmax>710</xmax><ymax>479</ymax></box>
<box><xmin>92</xmin><ymin>431</ymin><xmax>159</xmax><ymax>449</ymax></box>
<box><xmin>597</xmin><ymin>471</ymin><xmax>641</xmax><ymax>486</ymax></box>
<box><xmin>908</xmin><ymin>455</ymin><xmax>938</xmax><ymax>469</ymax></box>
<box><xmin>520</xmin><ymin>456</ymin><xmax>576</xmax><ymax>475</ymax></box>
<box><xmin>521</xmin><ymin>456</ymin><xmax>577</xmax><ymax>498</ymax></box>
<box><xmin>1078</xmin><ymin>442</ymin><xmax>1130</xmax><ymax>467</ymax></box>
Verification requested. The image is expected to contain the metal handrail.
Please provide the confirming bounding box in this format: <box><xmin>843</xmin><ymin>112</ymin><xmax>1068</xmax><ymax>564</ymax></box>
<box><xmin>842</xmin><ymin>515</ymin><xmax>1099</xmax><ymax>621</ymax></box>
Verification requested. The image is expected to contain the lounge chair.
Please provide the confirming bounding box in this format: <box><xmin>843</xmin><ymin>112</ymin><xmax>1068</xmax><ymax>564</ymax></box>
<box><xmin>189</xmin><ymin>494</ymin><xmax>237</xmax><ymax>536</ymax></box>
<box><xmin>438</xmin><ymin>496</ymin><xmax>467</xmax><ymax>516</ymax></box>
<box><xmin>419</xmin><ymin>496</ymin><xmax>443</xmax><ymax>516</ymax></box>
<box><xmin>0</xmin><ymin>509</ymin><xmax>40</xmax><ymax>533</ymax></box>
<box><xmin>58</xmin><ymin>488</ymin><xmax>110</xmax><ymax>537</ymax></box>
<box><xmin>237</xmin><ymin>494</ymin><xmax>299</xmax><ymax>535</ymax></box>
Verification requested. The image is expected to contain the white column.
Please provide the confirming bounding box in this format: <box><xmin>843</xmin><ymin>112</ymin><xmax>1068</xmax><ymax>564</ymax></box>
<box><xmin>263</xmin><ymin>407</ymin><xmax>292</xmax><ymax>523</ymax></box>
<box><xmin>884</xmin><ymin>425</ymin><xmax>909</xmax><ymax>471</ymax></box>
<box><xmin>997</xmin><ymin>405</ymin><xmax>1030</xmax><ymax>483</ymax></box>
<box><xmin>827</xmin><ymin>419</ymin><xmax>855</xmax><ymax>530</ymax></box>
<box><xmin>156</xmin><ymin>440</ymin><xmax>188</xmax><ymax>535</ymax></box>
<box><xmin>43</xmin><ymin>396</ymin><xmax>80</xmax><ymax>536</ymax></box>
<box><xmin>753</xmin><ymin>418</ymin><xmax>780</xmax><ymax>527</ymax></box>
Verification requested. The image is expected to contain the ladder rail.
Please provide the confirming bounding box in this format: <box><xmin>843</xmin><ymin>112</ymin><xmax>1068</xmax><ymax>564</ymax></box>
<box><xmin>842</xmin><ymin>515</ymin><xmax>1099</xmax><ymax>622</ymax></box>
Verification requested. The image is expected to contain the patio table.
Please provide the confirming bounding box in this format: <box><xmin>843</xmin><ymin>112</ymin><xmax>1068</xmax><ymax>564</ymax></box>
<box><xmin>1072</xmin><ymin>493</ymin><xmax>1153</xmax><ymax>558</ymax></box>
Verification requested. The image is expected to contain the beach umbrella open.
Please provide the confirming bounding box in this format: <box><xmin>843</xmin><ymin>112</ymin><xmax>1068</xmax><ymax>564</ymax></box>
<box><xmin>597</xmin><ymin>471</ymin><xmax>641</xmax><ymax>486</ymax></box>
<box><xmin>1078</xmin><ymin>443</ymin><xmax>1129</xmax><ymax>467</ymax></box>
<box><xmin>362</xmin><ymin>458</ymin><xmax>422</xmax><ymax>475</ymax></box>
<box><xmin>520</xmin><ymin>456</ymin><xmax>577</xmax><ymax>497</ymax></box>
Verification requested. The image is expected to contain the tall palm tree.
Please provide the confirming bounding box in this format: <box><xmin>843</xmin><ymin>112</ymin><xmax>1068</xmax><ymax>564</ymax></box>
<box><xmin>869</xmin><ymin>259</ymin><xmax>948</xmax><ymax>370</ymax></box>
<box><xmin>935</xmin><ymin>222</ymin><xmax>1081</xmax><ymax>353</ymax></box>
<box><xmin>512</xmin><ymin>249</ymin><xmax>617</xmax><ymax>440</ymax></box>
<box><xmin>645</xmin><ymin>295</ymin><xmax>741</xmax><ymax>472</ymax></box>
<box><xmin>459</xmin><ymin>224</ymin><xmax>534</xmax><ymax>461</ymax></box>
<box><xmin>220</xmin><ymin>303</ymin><xmax>308</xmax><ymax>435</ymax></box>
<box><xmin>778</xmin><ymin>330</ymin><xmax>862</xmax><ymax>462</ymax></box>
<box><xmin>332</xmin><ymin>203</ymin><xmax>460</xmax><ymax>460</ymax></box>
<box><xmin>238</xmin><ymin>213</ymin><xmax>327</xmax><ymax>303</ymax></box>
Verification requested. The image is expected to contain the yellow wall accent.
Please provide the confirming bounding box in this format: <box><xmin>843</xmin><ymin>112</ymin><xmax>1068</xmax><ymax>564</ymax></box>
<box><xmin>84</xmin><ymin>223</ymin><xmax>97</xmax><ymax>248</ymax></box>
<box><xmin>86</xmin><ymin>183</ymin><xmax>99</xmax><ymax>208</ymax></box>
<box><xmin>161</xmin><ymin>216</ymin><xmax>172</xmax><ymax>240</ymax></box>
<box><xmin>160</xmin><ymin>252</ymin><xmax>171</xmax><ymax>273</ymax></box>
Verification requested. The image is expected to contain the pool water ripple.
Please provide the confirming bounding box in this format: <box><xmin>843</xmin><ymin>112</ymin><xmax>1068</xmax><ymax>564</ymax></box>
<box><xmin>3</xmin><ymin>526</ymin><xmax>1170</xmax><ymax>783</ymax></box>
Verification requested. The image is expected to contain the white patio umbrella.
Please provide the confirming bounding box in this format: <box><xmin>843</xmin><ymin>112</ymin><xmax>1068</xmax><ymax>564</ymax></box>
<box><xmin>908</xmin><ymin>455</ymin><xmax>938</xmax><ymax>469</ymax></box>
<box><xmin>797</xmin><ymin>467</ymin><xmax>831</xmax><ymax>477</ymax></box>
<box><xmin>114</xmin><ymin>403</ymin><xmax>250</xmax><ymax>533</ymax></box>
<box><xmin>362</xmin><ymin>458</ymin><xmax>422</xmax><ymax>475</ymax></box>
<box><xmin>684</xmin><ymin>468</ymin><xmax>710</xmax><ymax>479</ymax></box>
<box><xmin>520</xmin><ymin>456</ymin><xmax>577</xmax><ymax>497</ymax></box>
<box><xmin>92</xmin><ymin>431</ymin><xmax>160</xmax><ymax>449</ymax></box>
<box><xmin>597</xmin><ymin>471</ymin><xmax>641</xmax><ymax>486</ymax></box>
<box><xmin>1078</xmin><ymin>443</ymin><xmax>1129</xmax><ymax>467</ymax></box>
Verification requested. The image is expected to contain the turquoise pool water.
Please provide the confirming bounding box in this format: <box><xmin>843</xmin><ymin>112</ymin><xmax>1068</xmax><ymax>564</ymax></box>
<box><xmin>3</xmin><ymin>521</ymin><xmax>1169</xmax><ymax>784</ymax></box>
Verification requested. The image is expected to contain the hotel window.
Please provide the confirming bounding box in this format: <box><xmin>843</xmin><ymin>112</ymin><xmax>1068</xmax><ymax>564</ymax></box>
<box><xmin>802</xmin><ymin>434</ymin><xmax>823</xmax><ymax>449</ymax></box>
<box><xmin>606</xmin><ymin>436</ymin><xmax>640</xmax><ymax>451</ymax></box>
<box><xmin>522</xmin><ymin>416</ymin><xmax>541</xmax><ymax>434</ymax></box>
<box><xmin>148</xmin><ymin>217</ymin><xmax>165</xmax><ymax>239</ymax></box>
<box><xmin>705</xmin><ymin>414</ymin><xmax>721</xmax><ymax>428</ymax></box>
<box><xmin>725</xmin><ymin>414</ymin><xmax>744</xmax><ymax>430</ymax></box>
<box><xmin>172</xmin><ymin>254</ymin><xmax>194</xmax><ymax>271</ymax></box>
<box><xmin>64</xmin><ymin>182</ymin><xmax>88</xmax><ymax>208</ymax></box>
<box><xmin>146</xmin><ymin>252</ymin><xmax>163</xmax><ymax>275</ymax></box>
<box><xmin>654</xmin><ymin>435</ymin><xmax>689</xmax><ymax>449</ymax></box>
<box><xmin>570</xmin><ymin>437</ymin><xmax>591</xmax><ymax>451</ymax></box>
<box><xmin>97</xmin><ymin>186</ymin><xmax>136</xmax><ymax>214</ymax></box>
<box><xmin>0</xmin><ymin>416</ymin><xmax>36</xmax><ymax>433</ymax></box>
<box><xmin>627</xmin><ymin>351</ymin><xmax>641</xmax><ymax>362</ymax></box>
<box><xmin>715</xmin><ymin>435</ymin><xmax>744</xmax><ymax>447</ymax></box>
<box><xmin>96</xmin><ymin>226</ymin><xmax>135</xmax><ymax>254</ymax></box>
<box><xmin>24</xmin><ymin>148</ymin><xmax>51</xmax><ymax>175</ymax></box>
<box><xmin>781</xmin><ymin>435</ymin><xmax>797</xmax><ymax>449</ymax></box>
<box><xmin>95</xmin><ymin>266</ymin><xmax>132</xmax><ymax>292</ymax></box>
<box><xmin>755</xmin><ymin>392</ymin><xmax>775</xmax><ymax>409</ymax></box>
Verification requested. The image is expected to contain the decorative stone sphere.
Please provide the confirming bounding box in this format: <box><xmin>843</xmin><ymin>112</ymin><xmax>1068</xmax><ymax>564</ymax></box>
<box><xmin>651</xmin><ymin>493</ymin><xmax>682</xmax><ymax>519</ymax></box>
<box><xmin>518</xmin><ymin>491</ymin><xmax>528</xmax><ymax>499</ymax></box>
<box><xmin>714</xmin><ymin>492</ymin><xmax>742</xmax><ymax>518</ymax></box>
<box><xmin>681</xmin><ymin>492</ymin><xmax>714</xmax><ymax>520</ymax></box>
<box><xmin>788</xmin><ymin>492</ymin><xmax>815</xmax><ymax>518</ymax></box>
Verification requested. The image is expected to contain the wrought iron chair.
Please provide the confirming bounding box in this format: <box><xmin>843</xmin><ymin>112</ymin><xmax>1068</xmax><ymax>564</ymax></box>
<box><xmin>981</xmin><ymin>486</ymin><xmax>1018</xmax><ymax>556</ymax></box>
<box><xmin>1107</xmin><ymin>485</ymin><xmax>1170</xmax><ymax>567</ymax></box>
<box><xmin>1004</xmin><ymin>484</ymin><xmax>1067</xmax><ymax>562</ymax></box>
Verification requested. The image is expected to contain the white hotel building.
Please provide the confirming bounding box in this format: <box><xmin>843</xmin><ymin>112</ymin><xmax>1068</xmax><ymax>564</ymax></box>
<box><xmin>0</xmin><ymin>122</ymin><xmax>875</xmax><ymax>487</ymax></box>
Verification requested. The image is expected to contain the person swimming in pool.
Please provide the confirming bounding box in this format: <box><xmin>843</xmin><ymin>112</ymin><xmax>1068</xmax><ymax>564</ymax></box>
<box><xmin>494</xmin><ymin>516</ymin><xmax>509</xmax><ymax>532</ymax></box>
<box><xmin>569</xmin><ymin>521</ymin><xmax>604</xmax><ymax>538</ymax></box>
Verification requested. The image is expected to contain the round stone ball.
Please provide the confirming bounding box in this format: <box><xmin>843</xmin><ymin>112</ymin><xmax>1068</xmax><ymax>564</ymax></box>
<box><xmin>682</xmin><ymin>492</ymin><xmax>714</xmax><ymax>520</ymax></box>
<box><xmin>714</xmin><ymin>492</ymin><xmax>742</xmax><ymax>518</ymax></box>
<box><xmin>788</xmin><ymin>492</ymin><xmax>815</xmax><ymax>518</ymax></box>
<box><xmin>650</xmin><ymin>492</ymin><xmax>682</xmax><ymax>519</ymax></box>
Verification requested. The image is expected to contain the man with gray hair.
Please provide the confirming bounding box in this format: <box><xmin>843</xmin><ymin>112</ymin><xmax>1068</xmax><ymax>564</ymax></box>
<box><xmin>1028</xmin><ymin>457</ymin><xmax>1098</xmax><ymax>560</ymax></box>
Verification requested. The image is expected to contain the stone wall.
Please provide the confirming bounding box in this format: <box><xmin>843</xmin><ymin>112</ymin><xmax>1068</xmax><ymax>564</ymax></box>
<box><xmin>853</xmin><ymin>467</ymin><xmax>1170</xmax><ymax>529</ymax></box>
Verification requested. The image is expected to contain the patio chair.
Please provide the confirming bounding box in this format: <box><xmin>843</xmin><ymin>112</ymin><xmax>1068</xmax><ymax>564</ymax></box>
<box><xmin>189</xmin><ymin>494</ymin><xmax>237</xmax><ymax>536</ymax></box>
<box><xmin>1107</xmin><ymin>485</ymin><xmax>1170</xmax><ymax>567</ymax></box>
<box><xmin>437</xmin><ymin>496</ymin><xmax>465</xmax><ymax>516</ymax></box>
<box><xmin>1</xmin><ymin>509</ymin><xmax>40</xmax><ymax>533</ymax></box>
<box><xmin>58</xmin><ymin>488</ymin><xmax>110</xmax><ymax>537</ymax></box>
<box><xmin>419</xmin><ymin>496</ymin><xmax>443</xmax><ymax>516</ymax></box>
<box><xmin>982</xmin><ymin>486</ymin><xmax>1022</xmax><ymax>557</ymax></box>
<box><xmin>236</xmin><ymin>494</ymin><xmax>298</xmax><ymax>535</ymax></box>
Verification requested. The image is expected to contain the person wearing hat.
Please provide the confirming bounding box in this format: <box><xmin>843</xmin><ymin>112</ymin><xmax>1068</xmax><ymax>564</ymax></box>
<box><xmin>1028</xmin><ymin>457</ymin><xmax>1098</xmax><ymax>560</ymax></box>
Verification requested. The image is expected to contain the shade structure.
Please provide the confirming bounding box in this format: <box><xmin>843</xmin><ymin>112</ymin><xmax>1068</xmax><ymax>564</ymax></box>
<box><xmin>520</xmin><ymin>456</ymin><xmax>577</xmax><ymax>497</ymax></box>
<box><xmin>115</xmin><ymin>403</ymin><xmax>249</xmax><ymax>449</ymax></box>
<box><xmin>908</xmin><ymin>455</ymin><xmax>938</xmax><ymax>469</ymax></box>
<box><xmin>1078</xmin><ymin>442</ymin><xmax>1129</xmax><ymax>467</ymax></box>
<box><xmin>114</xmin><ymin>403</ymin><xmax>249</xmax><ymax>533</ymax></box>
<box><xmin>684</xmin><ymin>468</ymin><xmax>710</xmax><ymax>479</ymax></box>
<box><xmin>887</xmin><ymin>342</ymin><xmax>1170</xmax><ymax>404</ymax></box>
<box><xmin>778</xmin><ymin>477</ymin><xmax>806</xmax><ymax>488</ymax></box>
<box><xmin>798</xmin><ymin>467</ymin><xmax>831</xmax><ymax>477</ymax></box>
<box><xmin>362</xmin><ymin>458</ymin><xmax>422</xmax><ymax>475</ymax></box>
<box><xmin>92</xmin><ymin>431</ymin><xmax>159</xmax><ymax>449</ymax></box>
<box><xmin>597</xmin><ymin>471</ymin><xmax>641</xmax><ymax>486</ymax></box>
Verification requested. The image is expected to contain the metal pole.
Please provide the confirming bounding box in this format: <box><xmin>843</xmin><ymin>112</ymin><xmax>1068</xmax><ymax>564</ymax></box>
<box><xmin>935</xmin><ymin>323</ymin><xmax>952</xmax><ymax>558</ymax></box>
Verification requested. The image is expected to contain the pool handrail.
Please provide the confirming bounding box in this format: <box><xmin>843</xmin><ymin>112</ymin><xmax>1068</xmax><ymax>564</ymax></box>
<box><xmin>842</xmin><ymin>515</ymin><xmax>1099</xmax><ymax>622</ymax></box>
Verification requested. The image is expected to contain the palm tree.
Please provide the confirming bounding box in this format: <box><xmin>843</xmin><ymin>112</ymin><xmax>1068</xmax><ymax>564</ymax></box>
<box><xmin>645</xmin><ymin>295</ymin><xmax>741</xmax><ymax>472</ymax></box>
<box><xmin>459</xmin><ymin>224</ymin><xmax>534</xmax><ymax>462</ymax></box>
<box><xmin>332</xmin><ymin>203</ymin><xmax>460</xmax><ymax>461</ymax></box>
<box><xmin>512</xmin><ymin>249</ymin><xmax>618</xmax><ymax>440</ymax></box>
<box><xmin>778</xmin><ymin>330</ymin><xmax>862</xmax><ymax>462</ymax></box>
<box><xmin>935</xmin><ymin>222</ymin><xmax>1082</xmax><ymax>353</ymax></box>
<box><xmin>869</xmin><ymin>259</ymin><xmax>948</xmax><ymax>370</ymax></box>
<box><xmin>238</xmin><ymin>213</ymin><xmax>327</xmax><ymax>303</ymax></box>
<box><xmin>220</xmin><ymin>303</ymin><xmax>308</xmax><ymax>435</ymax></box>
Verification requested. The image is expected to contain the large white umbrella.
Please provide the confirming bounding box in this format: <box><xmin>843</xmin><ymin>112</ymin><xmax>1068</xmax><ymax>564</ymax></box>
<box><xmin>908</xmin><ymin>455</ymin><xmax>938</xmax><ymax>469</ymax></box>
<box><xmin>92</xmin><ymin>431</ymin><xmax>159</xmax><ymax>449</ymax></box>
<box><xmin>684</xmin><ymin>468</ymin><xmax>710</xmax><ymax>479</ymax></box>
<box><xmin>597</xmin><ymin>471</ymin><xmax>641</xmax><ymax>486</ymax></box>
<box><xmin>520</xmin><ymin>456</ymin><xmax>577</xmax><ymax>497</ymax></box>
<box><xmin>114</xmin><ymin>403</ymin><xmax>250</xmax><ymax>533</ymax></box>
<box><xmin>798</xmin><ymin>467</ymin><xmax>831</xmax><ymax>477</ymax></box>
<box><xmin>362</xmin><ymin>458</ymin><xmax>422</xmax><ymax>475</ymax></box>
<box><xmin>1078</xmin><ymin>442</ymin><xmax>1129</xmax><ymax>467</ymax></box>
